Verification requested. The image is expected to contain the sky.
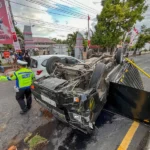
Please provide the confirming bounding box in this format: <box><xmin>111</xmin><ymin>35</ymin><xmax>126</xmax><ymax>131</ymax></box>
<box><xmin>10</xmin><ymin>0</ymin><xmax>150</xmax><ymax>40</ymax></box>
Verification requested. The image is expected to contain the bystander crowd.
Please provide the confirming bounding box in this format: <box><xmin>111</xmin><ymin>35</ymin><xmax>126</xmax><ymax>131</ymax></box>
<box><xmin>3</xmin><ymin>50</ymin><xmax>10</xmax><ymax>64</ymax></box>
<box><xmin>23</xmin><ymin>51</ymin><xmax>31</xmax><ymax>67</ymax></box>
<box><xmin>0</xmin><ymin>59</ymin><xmax>4</xmax><ymax>73</ymax></box>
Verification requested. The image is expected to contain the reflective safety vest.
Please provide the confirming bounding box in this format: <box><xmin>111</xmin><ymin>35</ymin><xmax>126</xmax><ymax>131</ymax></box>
<box><xmin>0</xmin><ymin>68</ymin><xmax>35</xmax><ymax>89</ymax></box>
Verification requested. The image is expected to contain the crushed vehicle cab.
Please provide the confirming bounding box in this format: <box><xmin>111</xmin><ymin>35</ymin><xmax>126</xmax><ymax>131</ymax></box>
<box><xmin>31</xmin><ymin>49</ymin><xmax>145</xmax><ymax>133</ymax></box>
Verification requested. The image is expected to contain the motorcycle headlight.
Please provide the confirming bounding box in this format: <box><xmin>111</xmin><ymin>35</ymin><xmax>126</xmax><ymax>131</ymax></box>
<box><xmin>72</xmin><ymin>113</ymin><xmax>82</xmax><ymax>122</ymax></box>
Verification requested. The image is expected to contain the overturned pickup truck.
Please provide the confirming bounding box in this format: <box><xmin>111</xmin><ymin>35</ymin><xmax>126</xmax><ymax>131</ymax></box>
<box><xmin>31</xmin><ymin>49</ymin><xmax>146</xmax><ymax>133</ymax></box>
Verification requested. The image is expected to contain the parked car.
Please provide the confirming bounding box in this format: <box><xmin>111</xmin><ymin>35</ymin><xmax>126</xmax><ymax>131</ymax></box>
<box><xmin>30</xmin><ymin>55</ymin><xmax>83</xmax><ymax>79</ymax></box>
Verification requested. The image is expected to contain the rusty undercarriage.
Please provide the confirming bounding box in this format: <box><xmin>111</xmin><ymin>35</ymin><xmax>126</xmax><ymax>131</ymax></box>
<box><xmin>31</xmin><ymin>49</ymin><xmax>150</xmax><ymax>133</ymax></box>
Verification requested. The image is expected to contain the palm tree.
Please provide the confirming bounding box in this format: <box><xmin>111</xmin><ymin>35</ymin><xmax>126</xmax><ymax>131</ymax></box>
<box><xmin>67</xmin><ymin>31</ymin><xmax>78</xmax><ymax>56</ymax></box>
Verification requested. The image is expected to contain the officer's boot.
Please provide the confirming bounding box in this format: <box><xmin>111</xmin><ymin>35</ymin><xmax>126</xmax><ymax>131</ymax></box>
<box><xmin>20</xmin><ymin>107</ymin><xmax>28</xmax><ymax>115</ymax></box>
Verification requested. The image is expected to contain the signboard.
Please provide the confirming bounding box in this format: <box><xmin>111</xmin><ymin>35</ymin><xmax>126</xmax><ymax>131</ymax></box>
<box><xmin>75</xmin><ymin>32</ymin><xmax>84</xmax><ymax>60</ymax></box>
<box><xmin>0</xmin><ymin>0</ymin><xmax>13</xmax><ymax>44</ymax></box>
<box><xmin>6</xmin><ymin>0</ymin><xmax>21</xmax><ymax>51</ymax></box>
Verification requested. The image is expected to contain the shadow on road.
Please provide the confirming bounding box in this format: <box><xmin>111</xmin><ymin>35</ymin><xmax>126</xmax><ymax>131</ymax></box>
<box><xmin>16</xmin><ymin>110</ymin><xmax>115</xmax><ymax>150</ymax></box>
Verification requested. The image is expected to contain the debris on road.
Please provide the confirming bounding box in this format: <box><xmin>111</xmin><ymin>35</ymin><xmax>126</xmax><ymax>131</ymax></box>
<box><xmin>27</xmin><ymin>134</ymin><xmax>48</xmax><ymax>150</ymax></box>
<box><xmin>0</xmin><ymin>123</ymin><xmax>6</xmax><ymax>132</ymax></box>
<box><xmin>24</xmin><ymin>133</ymin><xmax>33</xmax><ymax>143</ymax></box>
<box><xmin>8</xmin><ymin>145</ymin><xmax>17</xmax><ymax>150</ymax></box>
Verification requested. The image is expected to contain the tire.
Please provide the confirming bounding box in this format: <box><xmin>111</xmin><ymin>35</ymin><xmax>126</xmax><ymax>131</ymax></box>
<box><xmin>87</xmin><ymin>49</ymin><xmax>93</xmax><ymax>59</ymax></box>
<box><xmin>89</xmin><ymin>63</ymin><xmax>106</xmax><ymax>89</ymax></box>
<box><xmin>46</xmin><ymin>56</ymin><xmax>61</xmax><ymax>75</ymax></box>
<box><xmin>115</xmin><ymin>48</ymin><xmax>123</xmax><ymax>64</ymax></box>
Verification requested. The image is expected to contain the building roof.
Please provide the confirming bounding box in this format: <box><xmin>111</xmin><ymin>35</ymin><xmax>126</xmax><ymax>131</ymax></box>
<box><xmin>33</xmin><ymin>37</ymin><xmax>55</xmax><ymax>44</ymax></box>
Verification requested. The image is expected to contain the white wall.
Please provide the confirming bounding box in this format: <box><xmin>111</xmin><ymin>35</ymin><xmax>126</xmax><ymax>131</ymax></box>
<box><xmin>145</xmin><ymin>43</ymin><xmax>150</xmax><ymax>50</ymax></box>
<box><xmin>52</xmin><ymin>44</ymin><xmax>68</xmax><ymax>55</ymax></box>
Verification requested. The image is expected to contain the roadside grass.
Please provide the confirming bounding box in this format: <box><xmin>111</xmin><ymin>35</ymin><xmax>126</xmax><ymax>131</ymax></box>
<box><xmin>27</xmin><ymin>134</ymin><xmax>48</xmax><ymax>150</ymax></box>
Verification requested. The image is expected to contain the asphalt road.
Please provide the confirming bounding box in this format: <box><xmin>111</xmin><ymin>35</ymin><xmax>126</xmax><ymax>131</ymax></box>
<box><xmin>0</xmin><ymin>81</ymin><xmax>50</xmax><ymax>150</ymax></box>
<box><xmin>1</xmin><ymin>54</ymin><xmax>150</xmax><ymax>150</ymax></box>
<box><xmin>131</xmin><ymin>54</ymin><xmax>150</xmax><ymax>91</ymax></box>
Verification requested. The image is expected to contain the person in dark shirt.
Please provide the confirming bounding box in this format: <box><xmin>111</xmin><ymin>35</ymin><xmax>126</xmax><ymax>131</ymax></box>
<box><xmin>17</xmin><ymin>52</ymin><xmax>23</xmax><ymax>61</ymax></box>
<box><xmin>0</xmin><ymin>60</ymin><xmax>4</xmax><ymax>73</ymax></box>
<box><xmin>43</xmin><ymin>51</ymin><xmax>46</xmax><ymax>55</ymax></box>
<box><xmin>23</xmin><ymin>51</ymin><xmax>31</xmax><ymax>67</ymax></box>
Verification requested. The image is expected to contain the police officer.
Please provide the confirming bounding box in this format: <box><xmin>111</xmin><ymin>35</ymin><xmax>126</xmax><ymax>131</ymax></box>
<box><xmin>0</xmin><ymin>60</ymin><xmax>35</xmax><ymax>114</ymax></box>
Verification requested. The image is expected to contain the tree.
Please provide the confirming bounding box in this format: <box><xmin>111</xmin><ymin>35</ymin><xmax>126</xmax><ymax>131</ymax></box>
<box><xmin>133</xmin><ymin>27</ymin><xmax>150</xmax><ymax>54</ymax></box>
<box><xmin>91</xmin><ymin>0</ymin><xmax>148</xmax><ymax>54</ymax></box>
<box><xmin>66</xmin><ymin>32</ymin><xmax>78</xmax><ymax>56</ymax></box>
<box><xmin>125</xmin><ymin>37</ymin><xmax>130</xmax><ymax>44</ymax></box>
<box><xmin>15</xmin><ymin>26</ymin><xmax>24</xmax><ymax>40</ymax></box>
<box><xmin>52</xmin><ymin>38</ymin><xmax>67</xmax><ymax>44</ymax></box>
<box><xmin>83</xmin><ymin>39</ymin><xmax>88</xmax><ymax>51</ymax></box>
<box><xmin>3</xmin><ymin>44</ymin><xmax>13</xmax><ymax>50</ymax></box>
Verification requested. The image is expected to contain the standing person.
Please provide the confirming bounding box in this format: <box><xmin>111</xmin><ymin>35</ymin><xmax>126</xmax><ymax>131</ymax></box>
<box><xmin>47</xmin><ymin>50</ymin><xmax>50</xmax><ymax>55</ymax></box>
<box><xmin>9</xmin><ymin>48</ymin><xmax>14</xmax><ymax>65</ymax></box>
<box><xmin>0</xmin><ymin>60</ymin><xmax>35</xmax><ymax>114</ymax></box>
<box><xmin>43</xmin><ymin>51</ymin><xmax>46</xmax><ymax>55</ymax></box>
<box><xmin>0</xmin><ymin>59</ymin><xmax>4</xmax><ymax>73</ymax></box>
<box><xmin>3</xmin><ymin>50</ymin><xmax>10</xmax><ymax>64</ymax></box>
<box><xmin>12</xmin><ymin>52</ymin><xmax>17</xmax><ymax>70</ymax></box>
<box><xmin>23</xmin><ymin>51</ymin><xmax>31</xmax><ymax>67</ymax></box>
<box><xmin>9</xmin><ymin>48</ymin><xmax>13</xmax><ymax>56</ymax></box>
<box><xmin>17</xmin><ymin>52</ymin><xmax>23</xmax><ymax>60</ymax></box>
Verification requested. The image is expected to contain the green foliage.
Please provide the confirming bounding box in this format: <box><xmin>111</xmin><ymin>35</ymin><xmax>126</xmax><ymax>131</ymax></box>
<box><xmin>91</xmin><ymin>0</ymin><xmax>148</xmax><ymax>51</ymax></box>
<box><xmin>125</xmin><ymin>37</ymin><xmax>130</xmax><ymax>44</ymax></box>
<box><xmin>83</xmin><ymin>39</ymin><xmax>88</xmax><ymax>49</ymax></box>
<box><xmin>28</xmin><ymin>134</ymin><xmax>48</xmax><ymax>150</ymax></box>
<box><xmin>15</xmin><ymin>26</ymin><xmax>24</xmax><ymax>40</ymax></box>
<box><xmin>52</xmin><ymin>38</ymin><xmax>67</xmax><ymax>44</ymax></box>
<box><xmin>135</xmin><ymin>27</ymin><xmax>150</xmax><ymax>49</ymax></box>
<box><xmin>3</xmin><ymin>44</ymin><xmax>13</xmax><ymax>50</ymax></box>
<box><xmin>66</xmin><ymin>32</ymin><xmax>78</xmax><ymax>56</ymax></box>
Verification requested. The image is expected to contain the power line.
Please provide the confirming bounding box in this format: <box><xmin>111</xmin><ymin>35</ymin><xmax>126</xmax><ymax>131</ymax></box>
<box><xmin>60</xmin><ymin>0</ymin><xmax>98</xmax><ymax>14</ymax></box>
<box><xmin>69</xmin><ymin>0</ymin><xmax>99</xmax><ymax>13</ymax></box>
<box><xmin>27</xmin><ymin>0</ymin><xmax>92</xmax><ymax>18</ymax></box>
<box><xmin>9</xmin><ymin>0</ymin><xmax>88</xmax><ymax>20</ymax></box>
<box><xmin>26</xmin><ymin>0</ymin><xmax>95</xmax><ymax>19</ymax></box>
<box><xmin>46</xmin><ymin>0</ymin><xmax>97</xmax><ymax>16</ymax></box>
<box><xmin>58</xmin><ymin>0</ymin><xmax>98</xmax><ymax>14</ymax></box>
<box><xmin>14</xmin><ymin>15</ymin><xmax>85</xmax><ymax>30</ymax></box>
<box><xmin>16</xmin><ymin>21</ymin><xmax>79</xmax><ymax>32</ymax></box>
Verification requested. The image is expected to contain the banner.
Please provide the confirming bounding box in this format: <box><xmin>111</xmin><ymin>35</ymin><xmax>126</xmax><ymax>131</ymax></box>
<box><xmin>0</xmin><ymin>0</ymin><xmax>13</xmax><ymax>44</ymax></box>
<box><xmin>129</xmin><ymin>27</ymin><xmax>138</xmax><ymax>47</ymax></box>
<box><xmin>75</xmin><ymin>32</ymin><xmax>84</xmax><ymax>60</ymax></box>
<box><xmin>6</xmin><ymin>0</ymin><xmax>21</xmax><ymax>51</ymax></box>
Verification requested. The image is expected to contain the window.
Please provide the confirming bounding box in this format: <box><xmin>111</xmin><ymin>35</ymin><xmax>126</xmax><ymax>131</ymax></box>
<box><xmin>41</xmin><ymin>59</ymin><xmax>48</xmax><ymax>67</ymax></box>
<box><xmin>30</xmin><ymin>58</ymin><xmax>38</xmax><ymax>68</ymax></box>
<box><xmin>66</xmin><ymin>57</ymin><xmax>79</xmax><ymax>65</ymax></box>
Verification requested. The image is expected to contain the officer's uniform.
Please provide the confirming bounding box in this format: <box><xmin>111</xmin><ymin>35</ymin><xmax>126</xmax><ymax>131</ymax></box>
<box><xmin>0</xmin><ymin>60</ymin><xmax>35</xmax><ymax>114</ymax></box>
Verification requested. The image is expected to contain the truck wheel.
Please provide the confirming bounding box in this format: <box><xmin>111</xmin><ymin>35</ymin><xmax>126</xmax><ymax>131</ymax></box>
<box><xmin>115</xmin><ymin>48</ymin><xmax>123</xmax><ymax>64</ymax></box>
<box><xmin>89</xmin><ymin>63</ymin><xmax>106</xmax><ymax>89</ymax></box>
<box><xmin>87</xmin><ymin>49</ymin><xmax>93</xmax><ymax>59</ymax></box>
<box><xmin>46</xmin><ymin>56</ymin><xmax>61</xmax><ymax>74</ymax></box>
